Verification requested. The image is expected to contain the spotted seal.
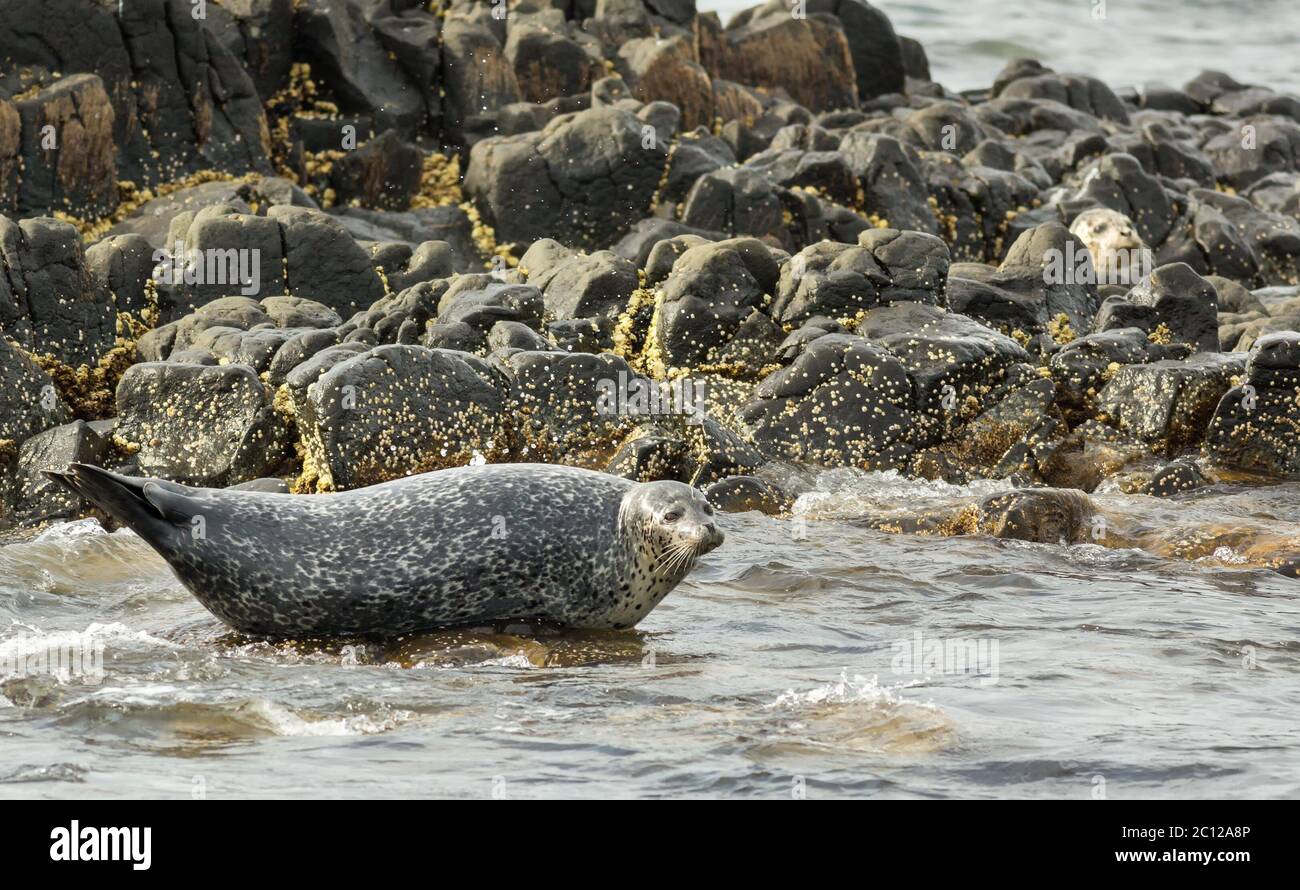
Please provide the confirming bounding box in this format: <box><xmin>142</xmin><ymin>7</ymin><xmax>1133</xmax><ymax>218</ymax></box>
<box><xmin>47</xmin><ymin>463</ymin><xmax>724</xmax><ymax>637</ymax></box>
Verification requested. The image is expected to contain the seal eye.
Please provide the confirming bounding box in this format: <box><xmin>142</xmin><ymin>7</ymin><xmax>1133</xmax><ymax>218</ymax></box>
<box><xmin>663</xmin><ymin>509</ymin><xmax>683</xmax><ymax>523</ymax></box>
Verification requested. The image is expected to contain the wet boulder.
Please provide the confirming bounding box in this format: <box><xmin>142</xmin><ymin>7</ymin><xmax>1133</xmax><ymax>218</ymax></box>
<box><xmin>976</xmin><ymin>488</ymin><xmax>1095</xmax><ymax>544</ymax></box>
<box><xmin>739</xmin><ymin>332</ymin><xmax>918</xmax><ymax>470</ymax></box>
<box><xmin>1097</xmin><ymin>353</ymin><xmax>1247</xmax><ymax>456</ymax></box>
<box><xmin>854</xmin><ymin>301</ymin><xmax>1031</xmax><ymax>436</ymax></box>
<box><xmin>344</xmin><ymin>278</ymin><xmax>449</xmax><ymax>346</ymax></box>
<box><xmin>1048</xmin><ymin>327</ymin><xmax>1167</xmax><ymax>416</ymax></box>
<box><xmin>1125</xmin><ymin>263</ymin><xmax>1221</xmax><ymax>353</ymax></box>
<box><xmin>770</xmin><ymin>230</ymin><xmax>948</xmax><ymax>325</ymax></box>
<box><xmin>267</xmin><ymin>207</ymin><xmax>386</xmax><ymax>316</ymax></box>
<box><xmin>0</xmin><ymin>337</ymin><xmax>70</xmax><ymax>451</ymax></box>
<box><xmin>699</xmin><ymin>7</ymin><xmax>858</xmax><ymax>112</ymax></box>
<box><xmin>918</xmin><ymin>377</ymin><xmax>1061</xmax><ymax>480</ymax></box>
<box><xmin>654</xmin><ymin>239</ymin><xmax>772</xmax><ymax>371</ymax></box>
<box><xmin>704</xmin><ymin>475</ymin><xmax>792</xmax><ymax>515</ymax></box>
<box><xmin>1157</xmin><ymin>198</ymin><xmax>1259</xmax><ymax>284</ymax></box>
<box><xmin>296</xmin><ymin>345</ymin><xmax>508</xmax><ymax>491</ymax></box>
<box><xmin>8</xmin><ymin>420</ymin><xmax>110</xmax><ymax>525</ymax></box>
<box><xmin>114</xmin><ymin>362</ymin><xmax>289</xmax><ymax>487</ymax></box>
<box><xmin>260</xmin><ymin>296</ymin><xmax>342</xmax><ymax>331</ymax></box>
<box><xmin>945</xmin><ymin>222</ymin><xmax>1101</xmax><ymax>343</ymax></box>
<box><xmin>1203</xmin><ymin>331</ymin><xmax>1300</xmax><ymax>478</ymax></box>
<box><xmin>329</xmin><ymin>130</ymin><xmax>424</xmax><ymax>211</ymax></box>
<box><xmin>0</xmin><ymin>216</ymin><xmax>117</xmax><ymax>368</ymax></box>
<box><xmin>464</xmin><ymin>106</ymin><xmax>669</xmax><ymax>249</ymax></box>
<box><xmin>504</xmin><ymin>350</ymin><xmax>642</xmax><ymax>466</ymax></box>
<box><xmin>1144</xmin><ymin>458</ymin><xmax>1209</xmax><ymax>497</ymax></box>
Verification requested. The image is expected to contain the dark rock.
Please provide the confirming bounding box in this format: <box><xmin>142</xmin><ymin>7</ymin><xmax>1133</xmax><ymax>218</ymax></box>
<box><xmin>266</xmin><ymin>329</ymin><xmax>342</xmax><ymax>386</ymax></box>
<box><xmin>1067</xmin><ymin>153</ymin><xmax>1175</xmax><ymax>247</ymax></box>
<box><xmin>296</xmin><ymin>344</ymin><xmax>508</xmax><ymax>490</ymax></box>
<box><xmin>505</xmin><ymin>350</ymin><xmax>643</xmax><ymax>465</ymax></box>
<box><xmin>9</xmin><ymin>420</ymin><xmax>110</xmax><ymax>524</ymax></box>
<box><xmin>998</xmin><ymin>72</ymin><xmax>1129</xmax><ymax>123</ymax></box>
<box><xmin>1144</xmin><ymin>459</ymin><xmax>1209</xmax><ymax>497</ymax></box>
<box><xmin>0</xmin><ymin>0</ymin><xmax>271</xmax><ymax>191</ymax></box>
<box><xmin>85</xmin><ymin>234</ymin><xmax>157</xmax><ymax>322</ymax></box>
<box><xmin>700</xmin><ymin>6</ymin><xmax>858</xmax><ymax>112</ymax></box>
<box><xmin>524</xmin><ymin>247</ymin><xmax>638</xmax><ymax>321</ymax></box>
<box><xmin>11</xmin><ymin>74</ymin><xmax>118</xmax><ymax>219</ymax></box>
<box><xmin>805</xmin><ymin>0</ymin><xmax>904</xmax><ymax>101</ymax></box>
<box><xmin>464</xmin><ymin>106</ymin><xmax>669</xmax><ymax>249</ymax></box>
<box><xmin>267</xmin><ymin>206</ymin><xmax>386</xmax><ymax>315</ymax></box>
<box><xmin>1126</xmin><ymin>262</ymin><xmax>1220</xmax><ymax>353</ymax></box>
<box><xmin>114</xmin><ymin>361</ymin><xmax>288</xmax><ymax>487</ymax></box>
<box><xmin>619</xmin><ymin>34</ymin><xmax>714</xmax><ymax>130</ymax></box>
<box><xmin>1204</xmin><ymin>332</ymin><xmax>1300</xmax><ymax>478</ymax></box>
<box><xmin>329</xmin><ymin>131</ymin><xmax>424</xmax><ymax>210</ymax></box>
<box><xmin>296</xmin><ymin>0</ymin><xmax>427</xmax><ymax>136</ymax></box>
<box><xmin>654</xmin><ymin>239</ymin><xmax>769</xmax><ymax>370</ymax></box>
<box><xmin>612</xmin><ymin>218</ymin><xmax>723</xmax><ymax>269</ymax></box>
<box><xmin>739</xmin><ymin>332</ymin><xmax>918</xmax><ymax>470</ymax></box>
<box><xmin>1098</xmin><ymin>353</ymin><xmax>1246</xmax><ymax>455</ymax></box>
<box><xmin>488</xmin><ymin>320</ymin><xmax>553</xmax><ymax>353</ymax></box>
<box><xmin>854</xmin><ymin>301</ymin><xmax>1031</xmax><ymax>435</ymax></box>
<box><xmin>705</xmin><ymin>475</ymin><xmax>791</xmax><ymax>515</ymax></box>
<box><xmin>976</xmin><ymin>488</ymin><xmax>1095</xmax><ymax>543</ymax></box>
<box><xmin>0</xmin><ymin>216</ymin><xmax>117</xmax><ymax>367</ymax></box>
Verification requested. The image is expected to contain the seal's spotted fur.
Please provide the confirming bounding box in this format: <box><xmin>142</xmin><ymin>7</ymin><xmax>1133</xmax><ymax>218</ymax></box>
<box><xmin>48</xmin><ymin>463</ymin><xmax>723</xmax><ymax>637</ymax></box>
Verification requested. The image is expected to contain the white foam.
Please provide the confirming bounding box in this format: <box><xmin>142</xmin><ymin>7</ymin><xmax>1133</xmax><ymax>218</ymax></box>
<box><xmin>0</xmin><ymin>622</ymin><xmax>177</xmax><ymax>662</ymax></box>
<box><xmin>792</xmin><ymin>468</ymin><xmax>1013</xmax><ymax>520</ymax></box>
<box><xmin>243</xmin><ymin>700</ymin><xmax>412</xmax><ymax>737</ymax></box>
<box><xmin>768</xmin><ymin>669</ymin><xmax>931</xmax><ymax>711</ymax></box>
<box><xmin>32</xmin><ymin>518</ymin><xmax>108</xmax><ymax>544</ymax></box>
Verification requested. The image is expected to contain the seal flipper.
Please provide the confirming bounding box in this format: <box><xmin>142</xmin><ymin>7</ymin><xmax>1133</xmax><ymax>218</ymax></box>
<box><xmin>44</xmin><ymin>463</ymin><xmax>198</xmax><ymax>537</ymax></box>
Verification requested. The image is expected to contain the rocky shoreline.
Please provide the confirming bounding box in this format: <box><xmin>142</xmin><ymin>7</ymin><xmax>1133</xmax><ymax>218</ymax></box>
<box><xmin>1</xmin><ymin>0</ymin><xmax>1298</xmax><ymax>571</ymax></box>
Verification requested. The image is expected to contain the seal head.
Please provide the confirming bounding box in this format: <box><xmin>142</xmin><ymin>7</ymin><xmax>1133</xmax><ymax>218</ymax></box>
<box><xmin>606</xmin><ymin>480</ymin><xmax>724</xmax><ymax>628</ymax></box>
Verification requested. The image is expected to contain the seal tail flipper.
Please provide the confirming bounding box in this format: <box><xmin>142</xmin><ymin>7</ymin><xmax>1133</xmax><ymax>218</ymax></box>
<box><xmin>43</xmin><ymin>463</ymin><xmax>195</xmax><ymax>535</ymax></box>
